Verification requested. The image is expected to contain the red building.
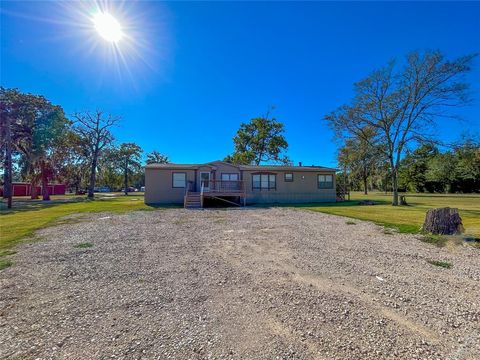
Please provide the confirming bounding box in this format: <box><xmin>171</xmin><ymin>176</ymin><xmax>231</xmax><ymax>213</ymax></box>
<box><xmin>1</xmin><ymin>182</ymin><xmax>66</xmax><ymax>197</ymax></box>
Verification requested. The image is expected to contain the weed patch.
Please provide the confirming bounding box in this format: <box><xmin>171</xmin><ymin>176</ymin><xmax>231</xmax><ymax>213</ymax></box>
<box><xmin>420</xmin><ymin>234</ymin><xmax>448</xmax><ymax>247</ymax></box>
<box><xmin>173</xmin><ymin>219</ymin><xmax>187</xmax><ymax>225</ymax></box>
<box><xmin>0</xmin><ymin>259</ymin><xmax>13</xmax><ymax>270</ymax></box>
<box><xmin>0</xmin><ymin>250</ymin><xmax>17</xmax><ymax>257</ymax></box>
<box><xmin>346</xmin><ymin>220</ymin><xmax>356</xmax><ymax>225</ymax></box>
<box><xmin>427</xmin><ymin>259</ymin><xmax>452</xmax><ymax>269</ymax></box>
<box><xmin>74</xmin><ymin>242</ymin><xmax>94</xmax><ymax>249</ymax></box>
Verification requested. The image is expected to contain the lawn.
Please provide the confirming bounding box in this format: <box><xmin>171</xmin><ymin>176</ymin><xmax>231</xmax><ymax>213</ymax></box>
<box><xmin>298</xmin><ymin>192</ymin><xmax>480</xmax><ymax>237</ymax></box>
<box><xmin>0</xmin><ymin>193</ymin><xmax>163</xmax><ymax>252</ymax></box>
<box><xmin>1</xmin><ymin>191</ymin><xmax>479</xmax><ymax>258</ymax></box>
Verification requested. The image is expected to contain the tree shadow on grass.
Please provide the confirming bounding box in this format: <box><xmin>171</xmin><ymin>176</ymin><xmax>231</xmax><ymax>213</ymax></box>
<box><xmin>0</xmin><ymin>197</ymin><xmax>93</xmax><ymax>215</ymax></box>
<box><xmin>0</xmin><ymin>196</ymin><xmax>172</xmax><ymax>216</ymax></box>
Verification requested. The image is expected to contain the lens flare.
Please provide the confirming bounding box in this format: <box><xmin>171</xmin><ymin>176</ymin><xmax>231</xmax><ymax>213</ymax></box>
<box><xmin>93</xmin><ymin>12</ymin><xmax>123</xmax><ymax>42</ymax></box>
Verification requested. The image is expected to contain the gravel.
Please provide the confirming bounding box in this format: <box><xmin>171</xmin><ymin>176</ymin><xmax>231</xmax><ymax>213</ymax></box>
<box><xmin>1</xmin><ymin>207</ymin><xmax>479</xmax><ymax>359</ymax></box>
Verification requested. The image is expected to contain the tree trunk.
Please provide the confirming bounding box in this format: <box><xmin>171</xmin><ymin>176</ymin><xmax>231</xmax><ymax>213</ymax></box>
<box><xmin>363</xmin><ymin>174</ymin><xmax>368</xmax><ymax>195</ymax></box>
<box><xmin>3</xmin><ymin>114</ymin><xmax>13</xmax><ymax>208</ymax></box>
<box><xmin>30</xmin><ymin>181</ymin><xmax>39</xmax><ymax>199</ymax></box>
<box><xmin>88</xmin><ymin>154</ymin><xmax>97</xmax><ymax>199</ymax></box>
<box><xmin>384</xmin><ymin>170</ymin><xmax>388</xmax><ymax>194</ymax></box>
<box><xmin>391</xmin><ymin>169</ymin><xmax>399</xmax><ymax>206</ymax></box>
<box><xmin>124</xmin><ymin>159</ymin><xmax>128</xmax><ymax>196</ymax></box>
<box><xmin>422</xmin><ymin>208</ymin><xmax>464</xmax><ymax>235</ymax></box>
<box><xmin>41</xmin><ymin>161</ymin><xmax>50</xmax><ymax>201</ymax></box>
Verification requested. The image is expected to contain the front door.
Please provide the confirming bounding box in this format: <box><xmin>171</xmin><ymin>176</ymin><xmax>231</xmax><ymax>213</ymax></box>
<box><xmin>200</xmin><ymin>172</ymin><xmax>210</xmax><ymax>191</ymax></box>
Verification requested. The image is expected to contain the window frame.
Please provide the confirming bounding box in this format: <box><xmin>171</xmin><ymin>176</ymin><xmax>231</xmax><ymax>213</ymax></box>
<box><xmin>221</xmin><ymin>173</ymin><xmax>239</xmax><ymax>181</ymax></box>
<box><xmin>317</xmin><ymin>174</ymin><xmax>334</xmax><ymax>189</ymax></box>
<box><xmin>252</xmin><ymin>172</ymin><xmax>276</xmax><ymax>190</ymax></box>
<box><xmin>284</xmin><ymin>173</ymin><xmax>294</xmax><ymax>182</ymax></box>
<box><xmin>172</xmin><ymin>172</ymin><xmax>187</xmax><ymax>188</ymax></box>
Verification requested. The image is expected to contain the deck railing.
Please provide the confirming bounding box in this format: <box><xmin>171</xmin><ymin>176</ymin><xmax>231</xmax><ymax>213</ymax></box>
<box><xmin>201</xmin><ymin>179</ymin><xmax>244</xmax><ymax>193</ymax></box>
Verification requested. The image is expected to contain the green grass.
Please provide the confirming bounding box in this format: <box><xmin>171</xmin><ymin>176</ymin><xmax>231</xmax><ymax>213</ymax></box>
<box><xmin>0</xmin><ymin>193</ymin><xmax>169</xmax><ymax>252</ymax></box>
<box><xmin>420</xmin><ymin>234</ymin><xmax>449</xmax><ymax>247</ymax></box>
<box><xmin>0</xmin><ymin>250</ymin><xmax>17</xmax><ymax>257</ymax></box>
<box><xmin>0</xmin><ymin>259</ymin><xmax>13</xmax><ymax>270</ymax></box>
<box><xmin>427</xmin><ymin>259</ymin><xmax>452</xmax><ymax>269</ymax></box>
<box><xmin>295</xmin><ymin>192</ymin><xmax>480</xmax><ymax>237</ymax></box>
<box><xmin>74</xmin><ymin>242</ymin><xmax>94</xmax><ymax>249</ymax></box>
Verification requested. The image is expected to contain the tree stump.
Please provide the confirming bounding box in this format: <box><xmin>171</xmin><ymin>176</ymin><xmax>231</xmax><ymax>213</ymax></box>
<box><xmin>422</xmin><ymin>207</ymin><xmax>464</xmax><ymax>235</ymax></box>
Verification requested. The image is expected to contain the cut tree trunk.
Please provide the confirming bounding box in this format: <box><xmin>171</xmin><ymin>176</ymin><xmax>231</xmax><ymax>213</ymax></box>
<box><xmin>422</xmin><ymin>208</ymin><xmax>464</xmax><ymax>235</ymax></box>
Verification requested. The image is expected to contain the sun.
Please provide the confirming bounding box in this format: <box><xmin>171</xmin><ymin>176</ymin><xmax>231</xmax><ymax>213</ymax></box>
<box><xmin>93</xmin><ymin>12</ymin><xmax>123</xmax><ymax>43</ymax></box>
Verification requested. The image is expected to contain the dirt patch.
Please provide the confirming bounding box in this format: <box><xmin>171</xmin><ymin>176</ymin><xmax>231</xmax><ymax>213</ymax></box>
<box><xmin>1</xmin><ymin>208</ymin><xmax>479</xmax><ymax>359</ymax></box>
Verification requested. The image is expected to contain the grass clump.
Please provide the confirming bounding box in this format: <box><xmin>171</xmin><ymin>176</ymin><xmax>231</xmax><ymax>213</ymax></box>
<box><xmin>0</xmin><ymin>250</ymin><xmax>17</xmax><ymax>257</ymax></box>
<box><xmin>0</xmin><ymin>259</ymin><xmax>13</xmax><ymax>270</ymax></box>
<box><xmin>420</xmin><ymin>234</ymin><xmax>448</xmax><ymax>247</ymax></box>
<box><xmin>173</xmin><ymin>219</ymin><xmax>187</xmax><ymax>225</ymax></box>
<box><xmin>345</xmin><ymin>220</ymin><xmax>356</xmax><ymax>225</ymax></box>
<box><xmin>74</xmin><ymin>242</ymin><xmax>94</xmax><ymax>249</ymax></box>
<box><xmin>427</xmin><ymin>259</ymin><xmax>452</xmax><ymax>269</ymax></box>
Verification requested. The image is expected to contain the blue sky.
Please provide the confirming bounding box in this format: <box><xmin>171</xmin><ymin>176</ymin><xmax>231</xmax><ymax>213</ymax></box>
<box><xmin>1</xmin><ymin>1</ymin><xmax>479</xmax><ymax>168</ymax></box>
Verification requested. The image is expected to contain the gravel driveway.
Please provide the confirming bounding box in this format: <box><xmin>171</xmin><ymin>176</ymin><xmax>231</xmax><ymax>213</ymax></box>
<box><xmin>1</xmin><ymin>208</ymin><xmax>479</xmax><ymax>359</ymax></box>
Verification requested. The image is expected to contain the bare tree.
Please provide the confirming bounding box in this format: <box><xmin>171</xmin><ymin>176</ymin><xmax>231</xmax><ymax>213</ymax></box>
<box><xmin>72</xmin><ymin>110</ymin><xmax>119</xmax><ymax>198</ymax></box>
<box><xmin>325</xmin><ymin>51</ymin><xmax>476</xmax><ymax>205</ymax></box>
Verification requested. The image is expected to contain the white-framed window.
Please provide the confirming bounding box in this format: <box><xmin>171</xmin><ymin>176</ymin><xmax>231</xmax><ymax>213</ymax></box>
<box><xmin>172</xmin><ymin>172</ymin><xmax>186</xmax><ymax>188</ymax></box>
<box><xmin>252</xmin><ymin>173</ymin><xmax>276</xmax><ymax>190</ymax></box>
<box><xmin>221</xmin><ymin>173</ymin><xmax>239</xmax><ymax>181</ymax></box>
<box><xmin>284</xmin><ymin>173</ymin><xmax>293</xmax><ymax>182</ymax></box>
<box><xmin>318</xmin><ymin>174</ymin><xmax>333</xmax><ymax>189</ymax></box>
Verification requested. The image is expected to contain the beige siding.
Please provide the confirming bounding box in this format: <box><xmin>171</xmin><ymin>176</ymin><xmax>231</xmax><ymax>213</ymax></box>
<box><xmin>242</xmin><ymin>170</ymin><xmax>336</xmax><ymax>204</ymax></box>
<box><xmin>145</xmin><ymin>168</ymin><xmax>195</xmax><ymax>204</ymax></box>
<box><xmin>212</xmin><ymin>163</ymin><xmax>241</xmax><ymax>182</ymax></box>
<box><xmin>145</xmin><ymin>163</ymin><xmax>337</xmax><ymax>205</ymax></box>
<box><xmin>196</xmin><ymin>163</ymin><xmax>241</xmax><ymax>190</ymax></box>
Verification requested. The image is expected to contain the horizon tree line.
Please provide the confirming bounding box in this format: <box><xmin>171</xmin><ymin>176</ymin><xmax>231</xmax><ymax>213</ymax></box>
<box><xmin>2</xmin><ymin>50</ymin><xmax>479</xmax><ymax>208</ymax></box>
<box><xmin>0</xmin><ymin>87</ymin><xmax>169</xmax><ymax>208</ymax></box>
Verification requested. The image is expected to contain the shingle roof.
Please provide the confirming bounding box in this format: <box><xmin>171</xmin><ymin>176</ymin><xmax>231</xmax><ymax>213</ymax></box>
<box><xmin>239</xmin><ymin>165</ymin><xmax>337</xmax><ymax>172</ymax></box>
<box><xmin>145</xmin><ymin>161</ymin><xmax>336</xmax><ymax>172</ymax></box>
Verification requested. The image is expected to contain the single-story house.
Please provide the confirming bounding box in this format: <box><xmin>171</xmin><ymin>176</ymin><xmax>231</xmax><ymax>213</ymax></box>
<box><xmin>145</xmin><ymin>160</ymin><xmax>337</xmax><ymax>208</ymax></box>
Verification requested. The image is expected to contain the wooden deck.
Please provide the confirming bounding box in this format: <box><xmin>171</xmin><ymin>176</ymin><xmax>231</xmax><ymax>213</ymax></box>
<box><xmin>184</xmin><ymin>180</ymin><xmax>246</xmax><ymax>208</ymax></box>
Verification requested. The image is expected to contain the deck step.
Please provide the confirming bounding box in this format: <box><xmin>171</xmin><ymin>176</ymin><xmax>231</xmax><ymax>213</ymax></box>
<box><xmin>185</xmin><ymin>192</ymin><xmax>203</xmax><ymax>209</ymax></box>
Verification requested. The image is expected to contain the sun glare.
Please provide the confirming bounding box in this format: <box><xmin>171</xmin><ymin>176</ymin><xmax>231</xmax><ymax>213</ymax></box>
<box><xmin>93</xmin><ymin>12</ymin><xmax>123</xmax><ymax>42</ymax></box>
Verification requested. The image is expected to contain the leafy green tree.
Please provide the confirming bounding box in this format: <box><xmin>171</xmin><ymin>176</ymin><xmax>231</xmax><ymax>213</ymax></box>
<box><xmin>338</xmin><ymin>128</ymin><xmax>384</xmax><ymax>195</ymax></box>
<box><xmin>452</xmin><ymin>135</ymin><xmax>480</xmax><ymax>192</ymax></box>
<box><xmin>30</xmin><ymin>108</ymin><xmax>69</xmax><ymax>200</ymax></box>
<box><xmin>398</xmin><ymin>144</ymin><xmax>439</xmax><ymax>192</ymax></box>
<box><xmin>97</xmin><ymin>151</ymin><xmax>123</xmax><ymax>191</ymax></box>
<box><xmin>146</xmin><ymin>150</ymin><xmax>169</xmax><ymax>164</ymax></box>
<box><xmin>426</xmin><ymin>152</ymin><xmax>458</xmax><ymax>193</ymax></box>
<box><xmin>53</xmin><ymin>130</ymin><xmax>91</xmax><ymax>193</ymax></box>
<box><xmin>325</xmin><ymin>51</ymin><xmax>475</xmax><ymax>205</ymax></box>
<box><xmin>226</xmin><ymin>111</ymin><xmax>290</xmax><ymax>165</ymax></box>
<box><xmin>109</xmin><ymin>143</ymin><xmax>143</xmax><ymax>195</ymax></box>
<box><xmin>1</xmin><ymin>88</ymin><xmax>69</xmax><ymax>202</ymax></box>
